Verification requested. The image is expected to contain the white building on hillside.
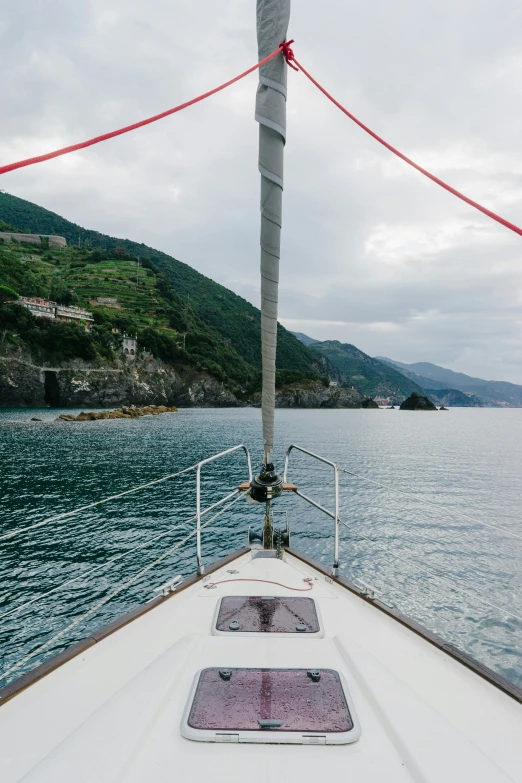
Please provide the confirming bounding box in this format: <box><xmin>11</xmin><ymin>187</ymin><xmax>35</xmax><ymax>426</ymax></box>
<box><xmin>123</xmin><ymin>334</ymin><xmax>137</xmax><ymax>357</ymax></box>
<box><xmin>18</xmin><ymin>297</ymin><xmax>94</xmax><ymax>332</ymax></box>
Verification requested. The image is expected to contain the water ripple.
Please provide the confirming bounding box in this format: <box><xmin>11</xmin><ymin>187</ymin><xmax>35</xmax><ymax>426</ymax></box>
<box><xmin>0</xmin><ymin>407</ymin><xmax>521</xmax><ymax>688</ymax></box>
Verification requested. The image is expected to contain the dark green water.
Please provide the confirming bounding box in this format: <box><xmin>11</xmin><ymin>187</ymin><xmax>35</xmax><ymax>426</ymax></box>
<box><xmin>1</xmin><ymin>407</ymin><xmax>521</xmax><ymax>688</ymax></box>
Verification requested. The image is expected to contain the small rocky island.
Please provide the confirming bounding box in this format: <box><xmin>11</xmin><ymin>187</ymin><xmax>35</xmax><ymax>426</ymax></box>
<box><xmin>57</xmin><ymin>404</ymin><xmax>177</xmax><ymax>421</ymax></box>
<box><xmin>399</xmin><ymin>392</ymin><xmax>437</xmax><ymax>411</ymax></box>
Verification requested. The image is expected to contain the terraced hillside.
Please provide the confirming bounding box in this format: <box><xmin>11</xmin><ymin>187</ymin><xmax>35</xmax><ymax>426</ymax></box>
<box><xmin>0</xmin><ymin>194</ymin><xmax>329</xmax><ymax>397</ymax></box>
<box><xmin>0</xmin><ymin>192</ymin><xmax>317</xmax><ymax>376</ymax></box>
<box><xmin>0</xmin><ymin>234</ymin><xmax>255</xmax><ymax>389</ymax></box>
<box><xmin>66</xmin><ymin>259</ymin><xmax>162</xmax><ymax>327</ymax></box>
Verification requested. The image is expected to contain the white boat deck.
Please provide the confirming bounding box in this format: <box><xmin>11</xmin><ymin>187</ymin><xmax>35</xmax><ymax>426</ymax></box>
<box><xmin>0</xmin><ymin>549</ymin><xmax>520</xmax><ymax>782</ymax></box>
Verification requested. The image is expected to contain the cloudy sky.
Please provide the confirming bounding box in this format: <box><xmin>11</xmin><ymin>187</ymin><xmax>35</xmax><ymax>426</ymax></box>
<box><xmin>2</xmin><ymin>1</ymin><xmax>522</xmax><ymax>381</ymax></box>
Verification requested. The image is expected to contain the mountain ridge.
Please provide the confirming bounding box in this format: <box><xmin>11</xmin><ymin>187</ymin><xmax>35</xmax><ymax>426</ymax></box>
<box><xmin>377</xmin><ymin>357</ymin><xmax>522</xmax><ymax>407</ymax></box>
<box><xmin>307</xmin><ymin>340</ymin><xmax>425</xmax><ymax>401</ymax></box>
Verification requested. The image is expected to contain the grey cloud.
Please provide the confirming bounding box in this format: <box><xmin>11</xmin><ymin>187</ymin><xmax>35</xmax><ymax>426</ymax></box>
<box><xmin>1</xmin><ymin>0</ymin><xmax>521</xmax><ymax>381</ymax></box>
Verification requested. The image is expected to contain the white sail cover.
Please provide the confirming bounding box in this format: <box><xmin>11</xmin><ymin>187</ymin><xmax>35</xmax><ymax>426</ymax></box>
<box><xmin>255</xmin><ymin>0</ymin><xmax>290</xmax><ymax>463</ymax></box>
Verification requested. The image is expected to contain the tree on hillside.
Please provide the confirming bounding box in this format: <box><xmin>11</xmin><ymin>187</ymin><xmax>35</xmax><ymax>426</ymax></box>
<box><xmin>49</xmin><ymin>280</ymin><xmax>77</xmax><ymax>306</ymax></box>
<box><xmin>111</xmin><ymin>246</ymin><xmax>130</xmax><ymax>260</ymax></box>
<box><xmin>0</xmin><ymin>284</ymin><xmax>19</xmax><ymax>304</ymax></box>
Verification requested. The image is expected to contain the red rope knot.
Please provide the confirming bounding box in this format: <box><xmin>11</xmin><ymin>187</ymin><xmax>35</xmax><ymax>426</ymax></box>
<box><xmin>280</xmin><ymin>39</ymin><xmax>299</xmax><ymax>71</ymax></box>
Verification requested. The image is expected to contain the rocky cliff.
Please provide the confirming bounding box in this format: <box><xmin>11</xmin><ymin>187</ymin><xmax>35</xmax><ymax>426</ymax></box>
<box><xmin>251</xmin><ymin>383</ymin><xmax>361</xmax><ymax>409</ymax></box>
<box><xmin>0</xmin><ymin>348</ymin><xmax>364</xmax><ymax>409</ymax></box>
<box><xmin>0</xmin><ymin>348</ymin><xmax>238</xmax><ymax>408</ymax></box>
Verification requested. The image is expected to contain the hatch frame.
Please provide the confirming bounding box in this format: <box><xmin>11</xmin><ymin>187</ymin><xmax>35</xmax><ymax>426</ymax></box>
<box><xmin>180</xmin><ymin>667</ymin><xmax>361</xmax><ymax>745</ymax></box>
<box><xmin>211</xmin><ymin>595</ymin><xmax>325</xmax><ymax>638</ymax></box>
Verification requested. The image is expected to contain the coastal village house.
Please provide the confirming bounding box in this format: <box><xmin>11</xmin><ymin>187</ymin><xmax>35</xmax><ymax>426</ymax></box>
<box><xmin>18</xmin><ymin>297</ymin><xmax>94</xmax><ymax>332</ymax></box>
<box><xmin>374</xmin><ymin>396</ymin><xmax>393</xmax><ymax>407</ymax></box>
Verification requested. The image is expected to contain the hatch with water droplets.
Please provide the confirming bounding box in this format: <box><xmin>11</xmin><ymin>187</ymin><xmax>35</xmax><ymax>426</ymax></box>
<box><xmin>181</xmin><ymin>668</ymin><xmax>361</xmax><ymax>745</ymax></box>
<box><xmin>211</xmin><ymin>596</ymin><xmax>324</xmax><ymax>637</ymax></box>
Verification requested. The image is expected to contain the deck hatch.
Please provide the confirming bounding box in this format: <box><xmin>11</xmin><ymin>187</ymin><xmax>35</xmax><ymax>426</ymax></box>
<box><xmin>184</xmin><ymin>668</ymin><xmax>358</xmax><ymax>744</ymax></box>
<box><xmin>214</xmin><ymin>596</ymin><xmax>320</xmax><ymax>634</ymax></box>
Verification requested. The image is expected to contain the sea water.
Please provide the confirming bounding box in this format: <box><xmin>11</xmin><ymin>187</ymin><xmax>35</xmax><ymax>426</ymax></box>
<box><xmin>1</xmin><ymin>407</ymin><xmax>521</xmax><ymax>688</ymax></box>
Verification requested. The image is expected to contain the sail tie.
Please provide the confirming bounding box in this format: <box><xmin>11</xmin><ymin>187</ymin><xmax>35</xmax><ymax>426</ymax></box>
<box><xmin>280</xmin><ymin>39</ymin><xmax>299</xmax><ymax>70</ymax></box>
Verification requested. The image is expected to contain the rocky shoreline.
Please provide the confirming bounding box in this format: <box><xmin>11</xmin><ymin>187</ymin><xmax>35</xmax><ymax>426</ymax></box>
<box><xmin>57</xmin><ymin>405</ymin><xmax>178</xmax><ymax>421</ymax></box>
<box><xmin>0</xmin><ymin>350</ymin><xmax>237</xmax><ymax>408</ymax></box>
<box><xmin>0</xmin><ymin>349</ymin><xmax>367</xmax><ymax>409</ymax></box>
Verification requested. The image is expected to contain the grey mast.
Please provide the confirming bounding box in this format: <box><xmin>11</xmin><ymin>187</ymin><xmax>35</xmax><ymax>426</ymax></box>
<box><xmin>255</xmin><ymin>0</ymin><xmax>290</xmax><ymax>466</ymax></box>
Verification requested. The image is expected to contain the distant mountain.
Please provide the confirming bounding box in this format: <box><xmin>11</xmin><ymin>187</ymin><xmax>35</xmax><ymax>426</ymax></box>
<box><xmin>309</xmin><ymin>341</ymin><xmax>425</xmax><ymax>401</ymax></box>
<box><xmin>378</xmin><ymin>358</ymin><xmax>485</xmax><ymax>388</ymax></box>
<box><xmin>425</xmin><ymin>389</ymin><xmax>483</xmax><ymax>408</ymax></box>
<box><xmin>291</xmin><ymin>331</ymin><xmax>319</xmax><ymax>346</ymax></box>
<box><xmin>378</xmin><ymin>357</ymin><xmax>522</xmax><ymax>408</ymax></box>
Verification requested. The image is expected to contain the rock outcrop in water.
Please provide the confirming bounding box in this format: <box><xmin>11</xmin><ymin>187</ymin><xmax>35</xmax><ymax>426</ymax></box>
<box><xmin>400</xmin><ymin>392</ymin><xmax>437</xmax><ymax>411</ymax></box>
<box><xmin>361</xmin><ymin>397</ymin><xmax>379</xmax><ymax>409</ymax></box>
<box><xmin>57</xmin><ymin>404</ymin><xmax>177</xmax><ymax>421</ymax></box>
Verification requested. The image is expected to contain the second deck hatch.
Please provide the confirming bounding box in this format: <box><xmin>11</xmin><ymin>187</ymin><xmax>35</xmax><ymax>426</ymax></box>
<box><xmin>214</xmin><ymin>596</ymin><xmax>320</xmax><ymax>634</ymax></box>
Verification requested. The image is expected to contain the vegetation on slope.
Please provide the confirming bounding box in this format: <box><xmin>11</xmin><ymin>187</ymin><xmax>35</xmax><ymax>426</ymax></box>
<box><xmin>424</xmin><ymin>389</ymin><xmax>483</xmax><ymax>408</ymax></box>
<box><xmin>0</xmin><ymin>192</ymin><xmax>320</xmax><ymax>377</ymax></box>
<box><xmin>0</xmin><ymin>193</ymin><xmax>327</xmax><ymax>394</ymax></box>
<box><xmin>309</xmin><ymin>340</ymin><xmax>425</xmax><ymax>401</ymax></box>
<box><xmin>0</xmin><ymin>237</ymin><xmax>259</xmax><ymax>385</ymax></box>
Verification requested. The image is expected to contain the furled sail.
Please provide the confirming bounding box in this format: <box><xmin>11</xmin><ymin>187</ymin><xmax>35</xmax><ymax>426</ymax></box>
<box><xmin>255</xmin><ymin>0</ymin><xmax>290</xmax><ymax>464</ymax></box>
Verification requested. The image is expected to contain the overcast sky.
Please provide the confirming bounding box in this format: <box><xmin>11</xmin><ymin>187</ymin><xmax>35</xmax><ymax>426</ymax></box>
<box><xmin>1</xmin><ymin>1</ymin><xmax>522</xmax><ymax>381</ymax></box>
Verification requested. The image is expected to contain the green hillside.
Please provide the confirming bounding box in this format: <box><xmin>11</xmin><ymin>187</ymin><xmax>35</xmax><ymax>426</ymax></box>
<box><xmin>0</xmin><ymin>191</ymin><xmax>316</xmax><ymax>376</ymax></box>
<box><xmin>0</xmin><ymin>235</ymin><xmax>262</xmax><ymax>386</ymax></box>
<box><xmin>309</xmin><ymin>340</ymin><xmax>425</xmax><ymax>401</ymax></box>
<box><xmin>425</xmin><ymin>389</ymin><xmax>483</xmax><ymax>407</ymax></box>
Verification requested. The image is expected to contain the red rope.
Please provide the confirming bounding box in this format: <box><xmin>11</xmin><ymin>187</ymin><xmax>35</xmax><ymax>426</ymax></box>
<box><xmin>280</xmin><ymin>40</ymin><xmax>299</xmax><ymax>71</ymax></box>
<box><xmin>209</xmin><ymin>578</ymin><xmax>314</xmax><ymax>592</ymax></box>
<box><xmin>293</xmin><ymin>56</ymin><xmax>522</xmax><ymax>239</ymax></box>
<box><xmin>0</xmin><ymin>45</ymin><xmax>285</xmax><ymax>177</ymax></box>
<box><xmin>4</xmin><ymin>37</ymin><xmax>520</xmax><ymax>241</ymax></box>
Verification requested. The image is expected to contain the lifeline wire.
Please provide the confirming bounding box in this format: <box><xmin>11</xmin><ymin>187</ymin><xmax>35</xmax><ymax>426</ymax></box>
<box><xmin>0</xmin><ymin>520</ymin><xmax>193</xmax><ymax>622</ymax></box>
<box><xmin>337</xmin><ymin>466</ymin><xmax>522</xmax><ymax>544</ymax></box>
<box><xmin>338</xmin><ymin>518</ymin><xmax>522</xmax><ymax>626</ymax></box>
<box><xmin>0</xmin><ymin>494</ymin><xmax>242</xmax><ymax>682</ymax></box>
<box><xmin>0</xmin><ymin>489</ymin><xmax>243</xmax><ymax>621</ymax></box>
<box><xmin>0</xmin><ymin>464</ymin><xmax>197</xmax><ymax>542</ymax></box>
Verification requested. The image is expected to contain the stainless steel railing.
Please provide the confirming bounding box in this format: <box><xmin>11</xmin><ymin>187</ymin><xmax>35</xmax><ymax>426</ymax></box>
<box><xmin>283</xmin><ymin>444</ymin><xmax>341</xmax><ymax>576</ymax></box>
<box><xmin>196</xmin><ymin>445</ymin><xmax>252</xmax><ymax>574</ymax></box>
